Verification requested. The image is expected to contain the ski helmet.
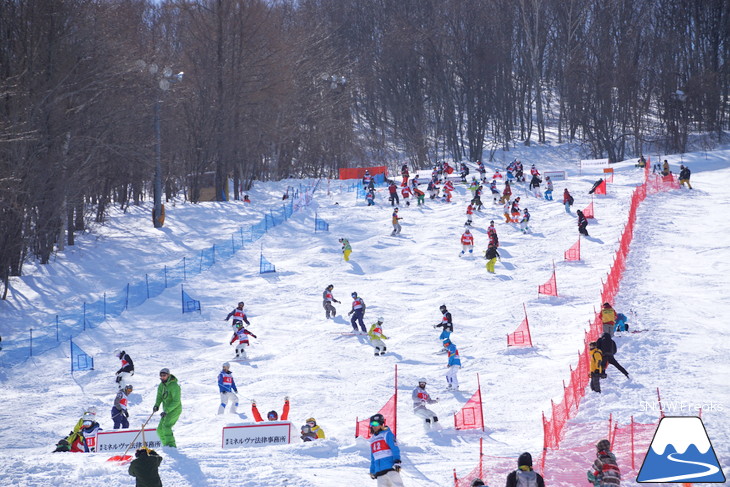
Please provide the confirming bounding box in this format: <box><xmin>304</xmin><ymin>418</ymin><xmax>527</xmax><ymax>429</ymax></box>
<box><xmin>85</xmin><ymin>406</ymin><xmax>97</xmax><ymax>417</ymax></box>
<box><xmin>238</xmin><ymin>301</ymin><xmax>244</xmax><ymax>307</ymax></box>
<box><xmin>113</xmin><ymin>349</ymin><xmax>122</xmax><ymax>358</ymax></box>
<box><xmin>222</xmin><ymin>362</ymin><xmax>230</xmax><ymax>368</ymax></box>
<box><xmin>267</xmin><ymin>411</ymin><xmax>279</xmax><ymax>421</ymax></box>
<box><xmin>124</xmin><ymin>384</ymin><xmax>133</xmax><ymax>392</ymax></box>
<box><xmin>351</xmin><ymin>292</ymin><xmax>358</xmax><ymax>298</ymax></box>
<box><xmin>439</xmin><ymin>304</ymin><xmax>447</xmax><ymax>311</ymax></box>
<box><xmin>377</xmin><ymin>317</ymin><xmax>384</xmax><ymax>323</ymax></box>
<box><xmin>369</xmin><ymin>413</ymin><xmax>385</xmax><ymax>426</ymax></box>
<box><xmin>418</xmin><ymin>378</ymin><xmax>427</xmax><ymax>385</ymax></box>
<box><xmin>306</xmin><ymin>417</ymin><xmax>316</xmax><ymax>426</ymax></box>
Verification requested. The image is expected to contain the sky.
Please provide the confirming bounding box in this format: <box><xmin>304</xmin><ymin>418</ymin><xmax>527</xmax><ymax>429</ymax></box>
<box><xmin>0</xmin><ymin>142</ymin><xmax>728</xmax><ymax>486</ymax></box>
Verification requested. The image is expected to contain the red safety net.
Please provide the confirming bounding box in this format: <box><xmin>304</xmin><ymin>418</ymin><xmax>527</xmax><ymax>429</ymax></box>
<box><xmin>338</xmin><ymin>166</ymin><xmax>388</xmax><ymax>181</ymax></box>
<box><xmin>454</xmin><ymin>388</ymin><xmax>485</xmax><ymax>431</ymax></box>
<box><xmin>564</xmin><ymin>238</ymin><xmax>581</xmax><ymax>261</ymax></box>
<box><xmin>583</xmin><ymin>200</ymin><xmax>595</xmax><ymax>219</ymax></box>
<box><xmin>453</xmin><ymin>438</ymin><xmax>485</xmax><ymax>487</ymax></box>
<box><xmin>355</xmin><ymin>392</ymin><xmax>397</xmax><ymax>439</ymax></box>
<box><xmin>594</xmin><ymin>179</ymin><xmax>607</xmax><ymax>194</ymax></box>
<box><xmin>507</xmin><ymin>316</ymin><xmax>532</xmax><ymax>347</ymax></box>
<box><xmin>538</xmin><ymin>270</ymin><xmax>558</xmax><ymax>297</ymax></box>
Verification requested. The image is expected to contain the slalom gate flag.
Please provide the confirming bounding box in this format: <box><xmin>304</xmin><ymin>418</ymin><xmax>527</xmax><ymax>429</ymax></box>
<box><xmin>507</xmin><ymin>317</ymin><xmax>532</xmax><ymax>347</ymax></box>
<box><xmin>538</xmin><ymin>270</ymin><xmax>558</xmax><ymax>297</ymax></box>
<box><xmin>454</xmin><ymin>389</ymin><xmax>484</xmax><ymax>430</ymax></box>
<box><xmin>583</xmin><ymin>201</ymin><xmax>595</xmax><ymax>219</ymax></box>
<box><xmin>564</xmin><ymin>238</ymin><xmax>581</xmax><ymax>261</ymax></box>
<box><xmin>355</xmin><ymin>393</ymin><xmax>397</xmax><ymax>439</ymax></box>
<box><xmin>70</xmin><ymin>338</ymin><xmax>94</xmax><ymax>372</ymax></box>
<box><xmin>314</xmin><ymin>215</ymin><xmax>329</xmax><ymax>232</ymax></box>
<box><xmin>181</xmin><ymin>285</ymin><xmax>201</xmax><ymax>313</ymax></box>
<box><xmin>594</xmin><ymin>179</ymin><xmax>607</xmax><ymax>194</ymax></box>
<box><xmin>259</xmin><ymin>253</ymin><xmax>276</xmax><ymax>274</ymax></box>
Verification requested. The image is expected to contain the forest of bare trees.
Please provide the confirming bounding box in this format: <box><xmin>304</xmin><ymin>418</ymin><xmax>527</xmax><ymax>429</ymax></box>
<box><xmin>1</xmin><ymin>0</ymin><xmax>729</xmax><ymax>297</ymax></box>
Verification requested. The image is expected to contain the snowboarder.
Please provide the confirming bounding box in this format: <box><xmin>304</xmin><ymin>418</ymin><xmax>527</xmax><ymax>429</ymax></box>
<box><xmin>391</xmin><ymin>208</ymin><xmax>403</xmax><ymax>236</ymax></box>
<box><xmin>305</xmin><ymin>417</ymin><xmax>326</xmax><ymax>439</ymax></box>
<box><xmin>600</xmin><ymin>302</ymin><xmax>617</xmax><ymax>336</ymax></box>
<box><xmin>485</xmin><ymin>243</ymin><xmax>501</xmax><ymax>274</ymax></box>
<box><xmin>444</xmin><ymin>339</ymin><xmax>461</xmax><ymax>390</ymax></box>
<box><xmin>545</xmin><ymin>176</ymin><xmax>554</xmax><ymax>200</ymax></box>
<box><xmin>368</xmin><ymin>413</ymin><xmax>404</xmax><ymax>485</ymax></box>
<box><xmin>218</xmin><ymin>362</ymin><xmax>239</xmax><ymax>414</ymax></box>
<box><xmin>388</xmin><ymin>181</ymin><xmax>399</xmax><ymax>206</ymax></box>
<box><xmin>229</xmin><ymin>322</ymin><xmax>257</xmax><ymax>359</ymax></box>
<box><xmin>563</xmin><ymin>188</ymin><xmax>574</xmax><ymax>212</ymax></box>
<box><xmin>589</xmin><ymin>342</ymin><xmax>603</xmax><ymax>393</ymax></box>
<box><xmin>596</xmin><ymin>333</ymin><xmax>629</xmax><ymax>379</ymax></box>
<box><xmin>506</xmin><ymin>452</ymin><xmax>545</xmax><ymax>487</ymax></box>
<box><xmin>434</xmin><ymin>304</ymin><xmax>454</xmax><ymax>333</ymax></box>
<box><xmin>348</xmin><ymin>292</ymin><xmax>367</xmax><ymax>333</ymax></box>
<box><xmin>412</xmin><ymin>379</ymin><xmax>439</xmax><ymax>430</ymax></box>
<box><xmin>465</xmin><ymin>203</ymin><xmax>474</xmax><ymax>226</ymax></box>
<box><xmin>153</xmin><ymin>368</ymin><xmax>181</xmax><ymax>447</ymax></box>
<box><xmin>368</xmin><ymin>317</ymin><xmax>389</xmax><ymax>356</ymax></box>
<box><xmin>112</xmin><ymin>384</ymin><xmax>133</xmax><ymax>429</ymax></box>
<box><xmin>323</xmin><ymin>284</ymin><xmax>341</xmax><ymax>319</ymax></box>
<box><xmin>251</xmin><ymin>396</ymin><xmax>289</xmax><ymax>422</ymax></box>
<box><xmin>400</xmin><ymin>185</ymin><xmax>412</xmax><ymax>206</ymax></box>
<box><xmin>588</xmin><ymin>439</ymin><xmax>621</xmax><ymax>486</ymax></box>
<box><xmin>339</xmin><ymin>237</ymin><xmax>352</xmax><ymax>261</ymax></box>
<box><xmin>489</xmin><ymin>179</ymin><xmax>499</xmax><ymax>203</ymax></box>
<box><xmin>366</xmin><ymin>189</ymin><xmax>375</xmax><ymax>206</ymax></box>
<box><xmin>460</xmin><ymin>162</ymin><xmax>470</xmax><ymax>182</ymax></box>
<box><xmin>510</xmin><ymin>197</ymin><xmax>521</xmax><ymax>222</ymax></box>
<box><xmin>443</xmin><ymin>179</ymin><xmax>454</xmax><ymax>202</ymax></box>
<box><xmin>577</xmin><ymin>209</ymin><xmax>589</xmax><ymax>236</ymax></box>
<box><xmin>414</xmin><ymin>186</ymin><xmax>425</xmax><ymax>206</ymax></box>
<box><xmin>679</xmin><ymin>164</ymin><xmax>692</xmax><ymax>189</ymax></box>
<box><xmin>520</xmin><ymin>208</ymin><xmax>531</xmax><ymax>233</ymax></box>
<box><xmin>401</xmin><ymin>164</ymin><xmax>410</xmax><ymax>186</ymax></box>
<box><xmin>487</xmin><ymin>220</ymin><xmax>499</xmax><ymax>247</ymax></box>
<box><xmin>128</xmin><ymin>448</ymin><xmax>163</xmax><ymax>487</ymax></box>
<box><xmin>113</xmin><ymin>349</ymin><xmax>135</xmax><ymax>388</ymax></box>
<box><xmin>460</xmin><ymin>229</ymin><xmax>474</xmax><ymax>256</ymax></box>
<box><xmin>224</xmin><ymin>301</ymin><xmax>251</xmax><ymax>329</ymax></box>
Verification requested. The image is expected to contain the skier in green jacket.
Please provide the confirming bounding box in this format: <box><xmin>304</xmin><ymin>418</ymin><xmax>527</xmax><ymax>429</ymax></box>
<box><xmin>153</xmin><ymin>368</ymin><xmax>181</xmax><ymax>447</ymax></box>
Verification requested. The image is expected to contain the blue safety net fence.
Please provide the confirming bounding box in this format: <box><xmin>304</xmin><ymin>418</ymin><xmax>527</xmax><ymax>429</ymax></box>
<box><xmin>2</xmin><ymin>182</ymin><xmax>319</xmax><ymax>369</ymax></box>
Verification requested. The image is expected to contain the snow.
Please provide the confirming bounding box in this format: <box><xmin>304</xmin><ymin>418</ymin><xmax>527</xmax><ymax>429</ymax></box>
<box><xmin>0</xmin><ymin>146</ymin><xmax>728</xmax><ymax>486</ymax></box>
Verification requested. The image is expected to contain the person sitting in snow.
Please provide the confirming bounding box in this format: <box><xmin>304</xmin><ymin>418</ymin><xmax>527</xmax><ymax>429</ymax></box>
<box><xmin>54</xmin><ymin>407</ymin><xmax>100</xmax><ymax>453</ymax></box>
<box><xmin>251</xmin><ymin>397</ymin><xmax>290</xmax><ymax>422</ymax></box>
<box><xmin>304</xmin><ymin>417</ymin><xmax>325</xmax><ymax>439</ymax></box>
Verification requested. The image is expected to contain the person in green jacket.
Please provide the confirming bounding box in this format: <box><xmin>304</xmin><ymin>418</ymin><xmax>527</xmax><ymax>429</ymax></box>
<box><xmin>128</xmin><ymin>448</ymin><xmax>163</xmax><ymax>487</ymax></box>
<box><xmin>153</xmin><ymin>368</ymin><xmax>181</xmax><ymax>447</ymax></box>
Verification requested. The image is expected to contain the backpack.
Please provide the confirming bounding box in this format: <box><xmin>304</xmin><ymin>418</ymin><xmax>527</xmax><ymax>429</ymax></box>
<box><xmin>515</xmin><ymin>469</ymin><xmax>539</xmax><ymax>487</ymax></box>
<box><xmin>568</xmin><ymin>195</ymin><xmax>574</xmax><ymax>206</ymax></box>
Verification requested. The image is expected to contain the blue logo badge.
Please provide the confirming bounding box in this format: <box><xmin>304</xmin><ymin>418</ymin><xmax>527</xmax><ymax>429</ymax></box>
<box><xmin>637</xmin><ymin>416</ymin><xmax>725</xmax><ymax>483</ymax></box>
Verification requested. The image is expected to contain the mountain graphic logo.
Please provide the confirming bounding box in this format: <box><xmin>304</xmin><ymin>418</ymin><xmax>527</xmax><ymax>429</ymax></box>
<box><xmin>637</xmin><ymin>416</ymin><xmax>725</xmax><ymax>483</ymax></box>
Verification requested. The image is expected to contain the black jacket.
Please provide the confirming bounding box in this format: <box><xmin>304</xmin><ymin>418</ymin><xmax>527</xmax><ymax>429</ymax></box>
<box><xmin>485</xmin><ymin>247</ymin><xmax>500</xmax><ymax>260</ymax></box>
<box><xmin>597</xmin><ymin>334</ymin><xmax>617</xmax><ymax>357</ymax></box>
<box><xmin>129</xmin><ymin>451</ymin><xmax>163</xmax><ymax>487</ymax></box>
<box><xmin>117</xmin><ymin>353</ymin><xmax>134</xmax><ymax>374</ymax></box>
<box><xmin>506</xmin><ymin>469</ymin><xmax>545</xmax><ymax>487</ymax></box>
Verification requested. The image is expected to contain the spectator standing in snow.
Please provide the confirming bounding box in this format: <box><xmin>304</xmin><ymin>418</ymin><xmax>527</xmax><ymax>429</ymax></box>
<box><xmin>589</xmin><ymin>342</ymin><xmax>603</xmax><ymax>393</ymax></box>
<box><xmin>460</xmin><ymin>229</ymin><xmax>474</xmax><ymax>256</ymax></box>
<box><xmin>153</xmin><ymin>368</ymin><xmax>181</xmax><ymax>448</ymax></box>
<box><xmin>224</xmin><ymin>302</ymin><xmax>250</xmax><ymax>329</ymax></box>
<box><xmin>679</xmin><ymin>165</ymin><xmax>692</xmax><ymax>189</ymax></box>
<box><xmin>412</xmin><ymin>379</ymin><xmax>439</xmax><ymax>430</ymax></box>
<box><xmin>322</xmin><ymin>284</ymin><xmax>340</xmax><ymax>319</ymax></box>
<box><xmin>229</xmin><ymin>323</ymin><xmax>257</xmax><ymax>359</ymax></box>
<box><xmin>112</xmin><ymin>384</ymin><xmax>133</xmax><ymax>429</ymax></box>
<box><xmin>128</xmin><ymin>448</ymin><xmax>163</xmax><ymax>487</ymax></box>
<box><xmin>563</xmin><ymin>188</ymin><xmax>574</xmax><ymax>212</ymax></box>
<box><xmin>114</xmin><ymin>349</ymin><xmax>135</xmax><ymax>388</ymax></box>
<box><xmin>348</xmin><ymin>292</ymin><xmax>367</xmax><ymax>333</ymax></box>
<box><xmin>368</xmin><ymin>413</ymin><xmax>404</xmax><ymax>486</ymax></box>
<box><xmin>388</xmin><ymin>181</ymin><xmax>399</xmax><ymax>206</ymax></box>
<box><xmin>577</xmin><ymin>209</ymin><xmax>589</xmax><ymax>236</ymax></box>
<box><xmin>252</xmin><ymin>397</ymin><xmax>290</xmax><ymax>422</ymax></box>
<box><xmin>218</xmin><ymin>362</ymin><xmax>239</xmax><ymax>414</ymax></box>
<box><xmin>434</xmin><ymin>304</ymin><xmax>454</xmax><ymax>333</ymax></box>
<box><xmin>391</xmin><ymin>208</ymin><xmax>403</xmax><ymax>236</ymax></box>
<box><xmin>596</xmin><ymin>333</ymin><xmax>629</xmax><ymax>379</ymax></box>
<box><xmin>368</xmin><ymin>317</ymin><xmax>389</xmax><ymax>356</ymax></box>
<box><xmin>339</xmin><ymin>238</ymin><xmax>352</xmax><ymax>262</ymax></box>
<box><xmin>506</xmin><ymin>452</ymin><xmax>545</xmax><ymax>487</ymax></box>
<box><xmin>600</xmin><ymin>302</ymin><xmax>617</xmax><ymax>336</ymax></box>
<box><xmin>444</xmin><ymin>339</ymin><xmax>461</xmax><ymax>390</ymax></box>
<box><xmin>545</xmin><ymin>176</ymin><xmax>554</xmax><ymax>200</ymax></box>
<box><xmin>589</xmin><ymin>439</ymin><xmax>621</xmax><ymax>486</ymax></box>
<box><xmin>485</xmin><ymin>243</ymin><xmax>500</xmax><ymax>274</ymax></box>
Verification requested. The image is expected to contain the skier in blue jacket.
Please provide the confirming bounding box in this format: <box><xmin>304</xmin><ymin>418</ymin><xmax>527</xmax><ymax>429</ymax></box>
<box><xmin>369</xmin><ymin>413</ymin><xmax>404</xmax><ymax>485</ymax></box>
<box><xmin>445</xmin><ymin>340</ymin><xmax>462</xmax><ymax>391</ymax></box>
<box><xmin>217</xmin><ymin>362</ymin><xmax>238</xmax><ymax>414</ymax></box>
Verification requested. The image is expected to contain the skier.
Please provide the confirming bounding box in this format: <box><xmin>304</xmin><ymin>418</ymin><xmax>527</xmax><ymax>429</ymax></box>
<box><xmin>251</xmin><ymin>396</ymin><xmax>289</xmax><ymax>422</ymax></box>
<box><xmin>510</xmin><ymin>197</ymin><xmax>521</xmax><ymax>222</ymax></box>
<box><xmin>224</xmin><ymin>301</ymin><xmax>250</xmax><ymax>329</ymax></box>
<box><xmin>489</xmin><ymin>178</ymin><xmax>499</xmax><ymax>203</ymax></box>
<box><xmin>414</xmin><ymin>186</ymin><xmax>425</xmax><ymax>206</ymax></box>
<box><xmin>530</xmin><ymin>164</ymin><xmax>540</xmax><ymax>178</ymax></box>
<box><xmin>112</xmin><ymin>384</ymin><xmax>133</xmax><ymax>429</ymax></box>
<box><xmin>339</xmin><ymin>237</ymin><xmax>352</xmax><ymax>261</ymax></box>
<box><xmin>520</xmin><ymin>208</ymin><xmax>531</xmax><ymax>234</ymax></box>
<box><xmin>563</xmin><ymin>188</ymin><xmax>574</xmax><ymax>212</ymax></box>
<box><xmin>503</xmin><ymin>199</ymin><xmax>511</xmax><ymax>224</ymax></box>
<box><xmin>368</xmin><ymin>317</ymin><xmax>389</xmax><ymax>356</ymax></box>
<box><xmin>412</xmin><ymin>378</ymin><xmax>439</xmax><ymax>430</ymax></box>
<box><xmin>514</xmin><ymin>160</ymin><xmax>524</xmax><ymax>182</ymax></box>
<box><xmin>366</xmin><ymin>189</ymin><xmax>375</xmax><ymax>206</ymax></box>
<box><xmin>596</xmin><ymin>333</ymin><xmax>630</xmax><ymax>379</ymax></box>
<box><xmin>465</xmin><ymin>203</ymin><xmax>474</xmax><ymax>226</ymax></box>
<box><xmin>305</xmin><ymin>417</ymin><xmax>326</xmax><ymax>438</ymax></box>
<box><xmin>229</xmin><ymin>323</ymin><xmax>257</xmax><ymax>359</ymax></box>
<box><xmin>391</xmin><ymin>208</ymin><xmax>403</xmax><ymax>236</ymax></box>
<box><xmin>679</xmin><ymin>164</ymin><xmax>692</xmax><ymax>189</ymax></box>
<box><xmin>438</xmin><ymin>326</ymin><xmax>452</xmax><ymax>354</ymax></box>
<box><xmin>76</xmin><ymin>415</ymin><xmax>102</xmax><ymax>452</ymax></box>
<box><xmin>487</xmin><ymin>220</ymin><xmax>499</xmax><ymax>247</ymax></box>
<box><xmin>529</xmin><ymin>173</ymin><xmax>542</xmax><ymax>197</ymax></box>
<box><xmin>471</xmin><ymin>185</ymin><xmax>484</xmax><ymax>210</ymax></box>
<box><xmin>460</xmin><ymin>162</ymin><xmax>470</xmax><ymax>182</ymax></box>
<box><xmin>443</xmin><ymin>179</ymin><xmax>454</xmax><ymax>202</ymax></box>
<box><xmin>589</xmin><ymin>342</ymin><xmax>603</xmax><ymax>393</ymax></box>
<box><xmin>434</xmin><ymin>304</ymin><xmax>454</xmax><ymax>333</ymax></box>
<box><xmin>544</xmin><ymin>176</ymin><xmax>554</xmax><ymax>200</ymax></box>
<box><xmin>400</xmin><ymin>185</ymin><xmax>412</xmax><ymax>206</ymax></box>
<box><xmin>588</xmin><ymin>439</ymin><xmax>621</xmax><ymax>486</ymax></box>
<box><xmin>444</xmin><ymin>339</ymin><xmax>461</xmax><ymax>390</ymax></box>
<box><xmin>477</xmin><ymin>161</ymin><xmax>486</xmax><ymax>180</ymax></box>
<box><xmin>218</xmin><ymin>362</ymin><xmax>239</xmax><ymax>414</ymax></box>
<box><xmin>427</xmin><ymin>179</ymin><xmax>439</xmax><ymax>199</ymax></box>
<box><xmin>348</xmin><ymin>292</ymin><xmax>367</xmax><ymax>333</ymax></box>
<box><xmin>485</xmin><ymin>243</ymin><xmax>501</xmax><ymax>274</ymax></box>
<box><xmin>460</xmin><ymin>228</ymin><xmax>474</xmax><ymax>257</ymax></box>
<box><xmin>363</xmin><ymin>170</ymin><xmax>373</xmax><ymax>187</ymax></box>
<box><xmin>323</xmin><ymin>284</ymin><xmax>341</xmax><ymax>319</ymax></box>
<box><xmin>153</xmin><ymin>368</ymin><xmax>181</xmax><ymax>447</ymax></box>
<box><xmin>368</xmin><ymin>413</ymin><xmax>404</xmax><ymax>485</ymax></box>
<box><xmin>506</xmin><ymin>452</ymin><xmax>545</xmax><ymax>487</ymax></box>
<box><xmin>388</xmin><ymin>181</ymin><xmax>399</xmax><ymax>206</ymax></box>
<box><xmin>600</xmin><ymin>302</ymin><xmax>617</xmax><ymax>336</ymax></box>
<box><xmin>577</xmin><ymin>209</ymin><xmax>589</xmax><ymax>236</ymax></box>
<box><xmin>113</xmin><ymin>349</ymin><xmax>135</xmax><ymax>388</ymax></box>
<box><xmin>493</xmin><ymin>169</ymin><xmax>503</xmax><ymax>179</ymax></box>
<box><xmin>128</xmin><ymin>448</ymin><xmax>163</xmax><ymax>487</ymax></box>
